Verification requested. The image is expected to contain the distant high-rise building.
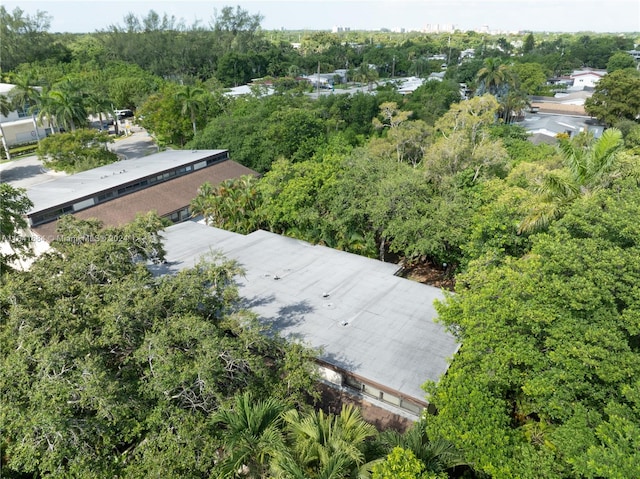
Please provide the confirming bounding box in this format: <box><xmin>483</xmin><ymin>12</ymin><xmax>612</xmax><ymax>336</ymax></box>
<box><xmin>423</xmin><ymin>24</ymin><xmax>455</xmax><ymax>33</ymax></box>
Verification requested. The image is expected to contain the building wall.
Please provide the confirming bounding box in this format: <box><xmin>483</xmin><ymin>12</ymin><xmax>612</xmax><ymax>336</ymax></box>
<box><xmin>0</xmin><ymin>119</ymin><xmax>49</xmax><ymax>146</ymax></box>
<box><xmin>317</xmin><ymin>360</ymin><xmax>427</xmax><ymax>418</ymax></box>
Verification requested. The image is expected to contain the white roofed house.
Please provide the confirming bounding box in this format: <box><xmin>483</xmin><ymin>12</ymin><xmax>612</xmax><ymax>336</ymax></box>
<box><xmin>569</xmin><ymin>68</ymin><xmax>607</xmax><ymax>90</ymax></box>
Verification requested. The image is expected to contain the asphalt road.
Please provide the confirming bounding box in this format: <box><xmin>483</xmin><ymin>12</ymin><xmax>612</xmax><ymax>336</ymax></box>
<box><xmin>0</xmin><ymin>127</ymin><xmax>158</xmax><ymax>189</ymax></box>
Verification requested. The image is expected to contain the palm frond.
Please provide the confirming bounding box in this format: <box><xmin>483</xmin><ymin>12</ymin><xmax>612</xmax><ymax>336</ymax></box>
<box><xmin>538</xmin><ymin>172</ymin><xmax>579</xmax><ymax>203</ymax></box>
<box><xmin>518</xmin><ymin>201</ymin><xmax>562</xmax><ymax>234</ymax></box>
<box><xmin>557</xmin><ymin>137</ymin><xmax>587</xmax><ymax>184</ymax></box>
<box><xmin>585</xmin><ymin>128</ymin><xmax>624</xmax><ymax>186</ymax></box>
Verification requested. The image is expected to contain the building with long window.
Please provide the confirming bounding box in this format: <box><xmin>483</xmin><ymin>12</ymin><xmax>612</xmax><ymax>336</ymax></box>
<box><xmin>152</xmin><ymin>221</ymin><xmax>460</xmax><ymax>420</ymax></box>
<box><xmin>27</xmin><ymin>149</ymin><xmax>257</xmax><ymax>239</ymax></box>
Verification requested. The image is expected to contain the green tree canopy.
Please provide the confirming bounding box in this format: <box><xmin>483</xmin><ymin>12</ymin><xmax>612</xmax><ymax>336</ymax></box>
<box><xmin>606</xmin><ymin>51</ymin><xmax>637</xmax><ymax>73</ymax></box>
<box><xmin>585</xmin><ymin>69</ymin><xmax>640</xmax><ymax>126</ymax></box>
<box><xmin>0</xmin><ymin>214</ymin><xmax>318</xmax><ymax>477</ymax></box>
<box><xmin>426</xmin><ymin>173</ymin><xmax>640</xmax><ymax>478</ymax></box>
<box><xmin>36</xmin><ymin>129</ymin><xmax>118</xmax><ymax>173</ymax></box>
<box><xmin>0</xmin><ymin>184</ymin><xmax>34</xmax><ymax>273</ymax></box>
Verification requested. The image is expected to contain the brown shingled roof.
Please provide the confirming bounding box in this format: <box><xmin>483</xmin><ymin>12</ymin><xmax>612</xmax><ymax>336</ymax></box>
<box><xmin>32</xmin><ymin>159</ymin><xmax>256</xmax><ymax>240</ymax></box>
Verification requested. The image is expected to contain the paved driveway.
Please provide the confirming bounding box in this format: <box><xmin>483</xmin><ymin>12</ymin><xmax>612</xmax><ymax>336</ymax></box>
<box><xmin>0</xmin><ymin>155</ymin><xmax>66</xmax><ymax>189</ymax></box>
<box><xmin>0</xmin><ymin>128</ymin><xmax>158</xmax><ymax>188</ymax></box>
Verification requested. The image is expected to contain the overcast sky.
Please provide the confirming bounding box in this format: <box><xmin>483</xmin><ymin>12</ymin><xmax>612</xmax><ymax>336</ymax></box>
<box><xmin>5</xmin><ymin>0</ymin><xmax>640</xmax><ymax>34</ymax></box>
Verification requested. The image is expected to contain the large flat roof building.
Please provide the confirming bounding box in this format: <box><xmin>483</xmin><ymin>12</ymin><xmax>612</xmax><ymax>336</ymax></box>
<box><xmin>26</xmin><ymin>150</ymin><xmax>257</xmax><ymax>239</ymax></box>
<box><xmin>152</xmin><ymin>221</ymin><xmax>460</xmax><ymax>418</ymax></box>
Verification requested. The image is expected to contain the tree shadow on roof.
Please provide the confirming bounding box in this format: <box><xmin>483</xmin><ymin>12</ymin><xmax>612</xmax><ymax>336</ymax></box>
<box><xmin>2</xmin><ymin>164</ymin><xmax>47</xmax><ymax>182</ymax></box>
<box><xmin>320</xmin><ymin>350</ymin><xmax>361</xmax><ymax>376</ymax></box>
<box><xmin>240</xmin><ymin>293</ymin><xmax>276</xmax><ymax>310</ymax></box>
<box><xmin>253</xmin><ymin>299</ymin><xmax>314</xmax><ymax>338</ymax></box>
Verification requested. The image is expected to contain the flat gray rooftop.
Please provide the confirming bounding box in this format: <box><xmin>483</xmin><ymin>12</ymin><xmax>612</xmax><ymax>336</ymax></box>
<box><xmin>152</xmin><ymin>221</ymin><xmax>460</xmax><ymax>404</ymax></box>
<box><xmin>27</xmin><ymin>149</ymin><xmax>227</xmax><ymax>215</ymax></box>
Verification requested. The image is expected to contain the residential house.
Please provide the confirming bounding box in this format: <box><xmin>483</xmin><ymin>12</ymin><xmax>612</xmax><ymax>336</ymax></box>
<box><xmin>518</xmin><ymin>113</ymin><xmax>604</xmax><ymax>145</ymax></box>
<box><xmin>569</xmin><ymin>68</ymin><xmax>607</xmax><ymax>90</ymax></box>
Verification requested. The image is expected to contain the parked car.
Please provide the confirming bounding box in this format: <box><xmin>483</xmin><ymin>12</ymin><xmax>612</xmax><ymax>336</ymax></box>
<box><xmin>115</xmin><ymin>109</ymin><xmax>134</xmax><ymax>119</ymax></box>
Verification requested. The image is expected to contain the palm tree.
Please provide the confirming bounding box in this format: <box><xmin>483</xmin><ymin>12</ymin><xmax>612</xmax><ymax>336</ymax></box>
<box><xmin>175</xmin><ymin>84</ymin><xmax>207</xmax><ymax>136</ymax></box>
<box><xmin>213</xmin><ymin>392</ymin><xmax>289</xmax><ymax>478</ymax></box>
<box><xmin>50</xmin><ymin>88</ymin><xmax>86</xmax><ymax>132</ymax></box>
<box><xmin>499</xmin><ymin>89</ymin><xmax>530</xmax><ymax>124</ymax></box>
<box><xmin>353</xmin><ymin>64</ymin><xmax>379</xmax><ymax>92</ymax></box>
<box><xmin>476</xmin><ymin>57</ymin><xmax>510</xmax><ymax>96</ymax></box>
<box><xmin>8</xmin><ymin>72</ymin><xmax>42</xmax><ymax>141</ymax></box>
<box><xmin>273</xmin><ymin>454</ymin><xmax>351</xmax><ymax>479</ymax></box>
<box><xmin>190</xmin><ymin>176</ymin><xmax>261</xmax><ymax>233</ymax></box>
<box><xmin>280</xmin><ymin>405</ymin><xmax>377</xmax><ymax>477</ymax></box>
<box><xmin>519</xmin><ymin>128</ymin><xmax>625</xmax><ymax>233</ymax></box>
<box><xmin>85</xmin><ymin>91</ymin><xmax>113</xmax><ymax>130</ymax></box>
<box><xmin>51</xmin><ymin>78</ymin><xmax>88</xmax><ymax>131</ymax></box>
<box><xmin>35</xmin><ymin>88</ymin><xmax>61</xmax><ymax>135</ymax></box>
<box><xmin>0</xmin><ymin>95</ymin><xmax>11</xmax><ymax>117</ymax></box>
<box><xmin>8</xmin><ymin>72</ymin><xmax>40</xmax><ymax>112</ymax></box>
<box><xmin>375</xmin><ymin>423</ymin><xmax>468</xmax><ymax>475</ymax></box>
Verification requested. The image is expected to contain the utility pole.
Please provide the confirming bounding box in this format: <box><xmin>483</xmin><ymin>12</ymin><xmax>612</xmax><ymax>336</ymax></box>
<box><xmin>392</xmin><ymin>56</ymin><xmax>395</xmax><ymax>78</ymax></box>
<box><xmin>317</xmin><ymin>60</ymin><xmax>320</xmax><ymax>96</ymax></box>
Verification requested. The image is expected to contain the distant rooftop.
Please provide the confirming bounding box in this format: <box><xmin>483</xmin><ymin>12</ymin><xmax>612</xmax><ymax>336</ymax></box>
<box><xmin>151</xmin><ymin>221</ymin><xmax>460</xmax><ymax>405</ymax></box>
<box><xmin>26</xmin><ymin>149</ymin><xmax>227</xmax><ymax>215</ymax></box>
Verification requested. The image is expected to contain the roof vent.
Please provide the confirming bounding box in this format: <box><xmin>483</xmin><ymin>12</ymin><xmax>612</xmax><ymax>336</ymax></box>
<box><xmin>340</xmin><ymin>320</ymin><xmax>349</xmax><ymax>327</ymax></box>
<box><xmin>322</xmin><ymin>292</ymin><xmax>330</xmax><ymax>298</ymax></box>
<box><xmin>273</xmin><ymin>274</ymin><xmax>280</xmax><ymax>280</ymax></box>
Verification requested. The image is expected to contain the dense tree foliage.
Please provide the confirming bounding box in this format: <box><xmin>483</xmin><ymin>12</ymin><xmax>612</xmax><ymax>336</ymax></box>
<box><xmin>426</xmin><ymin>173</ymin><xmax>640</xmax><ymax>477</ymax></box>
<box><xmin>0</xmin><ymin>184</ymin><xmax>34</xmax><ymax>273</ymax></box>
<box><xmin>36</xmin><ymin>129</ymin><xmax>118</xmax><ymax>173</ymax></box>
<box><xmin>585</xmin><ymin>69</ymin><xmax>640</xmax><ymax>126</ymax></box>
<box><xmin>0</xmin><ymin>215</ymin><xmax>320</xmax><ymax>478</ymax></box>
<box><xmin>3</xmin><ymin>5</ymin><xmax>640</xmax><ymax>477</ymax></box>
<box><xmin>0</xmin><ymin>6</ymin><xmax>70</xmax><ymax>72</ymax></box>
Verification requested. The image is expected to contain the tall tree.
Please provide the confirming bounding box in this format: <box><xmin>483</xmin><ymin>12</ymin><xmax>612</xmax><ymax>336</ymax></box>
<box><xmin>522</xmin><ymin>33</ymin><xmax>535</xmax><ymax>54</ymax></box>
<box><xmin>211</xmin><ymin>4</ymin><xmax>267</xmax><ymax>68</ymax></box>
<box><xmin>8</xmin><ymin>71</ymin><xmax>42</xmax><ymax>141</ymax></box>
<box><xmin>85</xmin><ymin>90</ymin><xmax>113</xmax><ymax>129</ymax></box>
<box><xmin>353</xmin><ymin>63</ymin><xmax>380</xmax><ymax>91</ymax></box>
<box><xmin>175</xmin><ymin>84</ymin><xmax>207</xmax><ymax>135</ymax></box>
<box><xmin>476</xmin><ymin>57</ymin><xmax>511</xmax><ymax>96</ymax></box>
<box><xmin>50</xmin><ymin>78</ymin><xmax>88</xmax><ymax>131</ymax></box>
<box><xmin>0</xmin><ymin>215</ymin><xmax>317</xmax><ymax>478</ymax></box>
<box><xmin>585</xmin><ymin>69</ymin><xmax>640</xmax><ymax>126</ymax></box>
<box><xmin>0</xmin><ymin>6</ymin><xmax>68</xmax><ymax>72</ymax></box>
<box><xmin>605</xmin><ymin>51</ymin><xmax>636</xmax><ymax>73</ymax></box>
<box><xmin>35</xmin><ymin>87</ymin><xmax>61</xmax><ymax>134</ymax></box>
<box><xmin>426</xmin><ymin>176</ymin><xmax>640</xmax><ymax>478</ymax></box>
